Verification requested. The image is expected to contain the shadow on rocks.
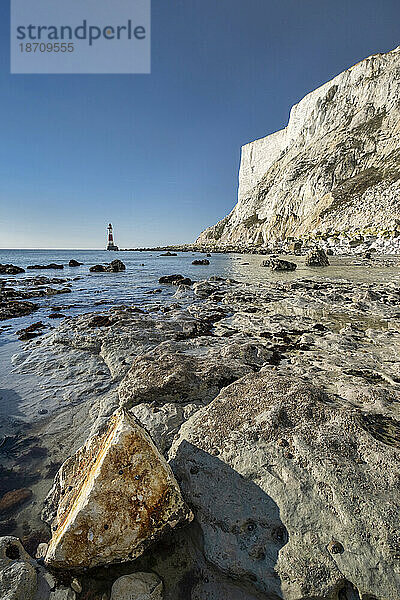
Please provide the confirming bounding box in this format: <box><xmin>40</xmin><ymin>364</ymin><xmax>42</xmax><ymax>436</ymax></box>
<box><xmin>169</xmin><ymin>441</ymin><xmax>288</xmax><ymax>600</ymax></box>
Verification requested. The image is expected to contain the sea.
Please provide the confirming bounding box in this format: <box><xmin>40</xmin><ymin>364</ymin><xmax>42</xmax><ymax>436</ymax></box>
<box><xmin>1</xmin><ymin>248</ymin><xmax>400</xmax><ymax>352</ymax></box>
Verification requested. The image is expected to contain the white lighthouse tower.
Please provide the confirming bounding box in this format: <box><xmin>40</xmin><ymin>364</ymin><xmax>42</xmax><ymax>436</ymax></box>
<box><xmin>106</xmin><ymin>223</ymin><xmax>119</xmax><ymax>251</ymax></box>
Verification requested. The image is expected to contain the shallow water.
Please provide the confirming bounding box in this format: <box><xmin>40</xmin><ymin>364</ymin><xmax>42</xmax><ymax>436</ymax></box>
<box><xmin>1</xmin><ymin>249</ymin><xmax>400</xmax><ymax>337</ymax></box>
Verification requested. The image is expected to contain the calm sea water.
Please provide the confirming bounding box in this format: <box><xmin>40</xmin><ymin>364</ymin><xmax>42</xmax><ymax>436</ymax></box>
<box><xmin>1</xmin><ymin>248</ymin><xmax>399</xmax><ymax>348</ymax></box>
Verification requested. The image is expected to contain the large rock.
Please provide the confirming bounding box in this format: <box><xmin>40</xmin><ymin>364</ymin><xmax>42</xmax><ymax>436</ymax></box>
<box><xmin>89</xmin><ymin>260</ymin><xmax>126</xmax><ymax>273</ymax></box>
<box><xmin>118</xmin><ymin>338</ymin><xmax>256</xmax><ymax>409</ymax></box>
<box><xmin>305</xmin><ymin>248</ymin><xmax>330</xmax><ymax>267</ymax></box>
<box><xmin>43</xmin><ymin>408</ymin><xmax>192</xmax><ymax>570</ymax></box>
<box><xmin>0</xmin><ymin>264</ymin><xmax>25</xmax><ymax>274</ymax></box>
<box><xmin>262</xmin><ymin>258</ymin><xmax>297</xmax><ymax>271</ymax></box>
<box><xmin>111</xmin><ymin>572</ymin><xmax>163</xmax><ymax>600</ymax></box>
<box><xmin>170</xmin><ymin>370</ymin><xmax>400</xmax><ymax>600</ymax></box>
<box><xmin>197</xmin><ymin>46</ymin><xmax>400</xmax><ymax>247</ymax></box>
<box><xmin>0</xmin><ymin>300</ymin><xmax>38</xmax><ymax>320</ymax></box>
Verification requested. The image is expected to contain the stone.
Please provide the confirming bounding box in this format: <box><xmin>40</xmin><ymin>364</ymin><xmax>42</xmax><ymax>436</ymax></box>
<box><xmin>119</xmin><ymin>338</ymin><xmax>256</xmax><ymax>410</ymax></box>
<box><xmin>68</xmin><ymin>260</ymin><xmax>82</xmax><ymax>267</ymax></box>
<box><xmin>192</xmin><ymin>259</ymin><xmax>210</xmax><ymax>265</ymax></box>
<box><xmin>262</xmin><ymin>258</ymin><xmax>297</xmax><ymax>271</ymax></box>
<box><xmin>160</xmin><ymin>252</ymin><xmax>177</xmax><ymax>257</ymax></box>
<box><xmin>158</xmin><ymin>274</ymin><xmax>186</xmax><ymax>285</ymax></box>
<box><xmin>0</xmin><ymin>537</ymin><xmax>37</xmax><ymax>600</ymax></box>
<box><xmin>170</xmin><ymin>371</ymin><xmax>400</xmax><ymax>600</ymax></box>
<box><xmin>108</xmin><ymin>259</ymin><xmax>126</xmax><ymax>272</ymax></box>
<box><xmin>49</xmin><ymin>587</ymin><xmax>76</xmax><ymax>600</ymax></box>
<box><xmin>110</xmin><ymin>572</ymin><xmax>163</xmax><ymax>600</ymax></box>
<box><xmin>70</xmin><ymin>578</ymin><xmax>82</xmax><ymax>593</ymax></box>
<box><xmin>27</xmin><ymin>264</ymin><xmax>64</xmax><ymax>270</ymax></box>
<box><xmin>89</xmin><ymin>260</ymin><xmax>126</xmax><ymax>273</ymax></box>
<box><xmin>35</xmin><ymin>543</ymin><xmax>48</xmax><ymax>560</ymax></box>
<box><xmin>197</xmin><ymin>47</ymin><xmax>400</xmax><ymax>249</ymax></box>
<box><xmin>0</xmin><ymin>264</ymin><xmax>25</xmax><ymax>275</ymax></box>
<box><xmin>0</xmin><ymin>489</ymin><xmax>33</xmax><ymax>515</ymax></box>
<box><xmin>16</xmin><ymin>322</ymin><xmax>46</xmax><ymax>341</ymax></box>
<box><xmin>0</xmin><ymin>301</ymin><xmax>38</xmax><ymax>321</ymax></box>
<box><xmin>305</xmin><ymin>248</ymin><xmax>330</xmax><ymax>267</ymax></box>
<box><xmin>44</xmin><ymin>408</ymin><xmax>192</xmax><ymax>570</ymax></box>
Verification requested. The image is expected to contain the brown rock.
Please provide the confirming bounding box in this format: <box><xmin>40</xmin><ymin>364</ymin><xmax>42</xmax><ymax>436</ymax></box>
<box><xmin>0</xmin><ymin>489</ymin><xmax>33</xmax><ymax>515</ymax></box>
<box><xmin>44</xmin><ymin>409</ymin><xmax>192</xmax><ymax>570</ymax></box>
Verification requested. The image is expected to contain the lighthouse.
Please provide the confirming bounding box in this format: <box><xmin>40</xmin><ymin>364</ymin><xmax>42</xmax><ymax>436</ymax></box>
<box><xmin>106</xmin><ymin>223</ymin><xmax>119</xmax><ymax>251</ymax></box>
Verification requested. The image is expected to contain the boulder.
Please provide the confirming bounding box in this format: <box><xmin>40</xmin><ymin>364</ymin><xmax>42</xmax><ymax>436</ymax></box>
<box><xmin>108</xmin><ymin>259</ymin><xmax>126</xmax><ymax>272</ymax></box>
<box><xmin>16</xmin><ymin>322</ymin><xmax>46</xmax><ymax>341</ymax></box>
<box><xmin>0</xmin><ymin>301</ymin><xmax>38</xmax><ymax>321</ymax></box>
<box><xmin>27</xmin><ymin>264</ymin><xmax>64</xmax><ymax>270</ymax></box>
<box><xmin>160</xmin><ymin>252</ymin><xmax>177</xmax><ymax>257</ymax></box>
<box><xmin>68</xmin><ymin>260</ymin><xmax>82</xmax><ymax>267</ymax></box>
<box><xmin>170</xmin><ymin>371</ymin><xmax>400</xmax><ymax>600</ymax></box>
<box><xmin>44</xmin><ymin>408</ymin><xmax>192</xmax><ymax>570</ymax></box>
<box><xmin>262</xmin><ymin>258</ymin><xmax>297</xmax><ymax>271</ymax></box>
<box><xmin>0</xmin><ymin>489</ymin><xmax>33</xmax><ymax>515</ymax></box>
<box><xmin>111</xmin><ymin>572</ymin><xmax>163</xmax><ymax>600</ymax></box>
<box><xmin>192</xmin><ymin>259</ymin><xmax>210</xmax><ymax>265</ymax></box>
<box><xmin>305</xmin><ymin>248</ymin><xmax>330</xmax><ymax>267</ymax></box>
<box><xmin>90</xmin><ymin>260</ymin><xmax>126</xmax><ymax>273</ymax></box>
<box><xmin>158</xmin><ymin>275</ymin><xmax>188</xmax><ymax>285</ymax></box>
<box><xmin>119</xmin><ymin>339</ymin><xmax>256</xmax><ymax>410</ymax></box>
<box><xmin>288</xmin><ymin>241</ymin><xmax>302</xmax><ymax>255</ymax></box>
<box><xmin>0</xmin><ymin>264</ymin><xmax>25</xmax><ymax>275</ymax></box>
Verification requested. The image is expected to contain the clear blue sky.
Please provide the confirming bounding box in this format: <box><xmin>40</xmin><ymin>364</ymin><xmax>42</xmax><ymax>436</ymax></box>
<box><xmin>1</xmin><ymin>0</ymin><xmax>399</xmax><ymax>248</ymax></box>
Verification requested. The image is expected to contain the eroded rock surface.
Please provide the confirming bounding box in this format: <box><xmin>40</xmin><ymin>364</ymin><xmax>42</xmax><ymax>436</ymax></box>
<box><xmin>44</xmin><ymin>409</ymin><xmax>192</xmax><ymax>570</ymax></box>
<box><xmin>170</xmin><ymin>371</ymin><xmax>400</xmax><ymax>600</ymax></box>
<box><xmin>111</xmin><ymin>572</ymin><xmax>163</xmax><ymax>600</ymax></box>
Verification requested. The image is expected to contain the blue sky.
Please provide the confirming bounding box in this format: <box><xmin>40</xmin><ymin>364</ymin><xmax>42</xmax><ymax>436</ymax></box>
<box><xmin>1</xmin><ymin>0</ymin><xmax>399</xmax><ymax>249</ymax></box>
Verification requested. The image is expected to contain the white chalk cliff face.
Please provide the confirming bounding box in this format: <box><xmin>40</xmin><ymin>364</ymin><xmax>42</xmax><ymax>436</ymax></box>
<box><xmin>197</xmin><ymin>46</ymin><xmax>400</xmax><ymax>246</ymax></box>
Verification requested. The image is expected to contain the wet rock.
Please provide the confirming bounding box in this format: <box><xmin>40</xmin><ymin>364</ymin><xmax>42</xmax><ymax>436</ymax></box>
<box><xmin>160</xmin><ymin>252</ymin><xmax>177</xmax><ymax>257</ymax></box>
<box><xmin>192</xmin><ymin>259</ymin><xmax>210</xmax><ymax>265</ymax></box>
<box><xmin>35</xmin><ymin>543</ymin><xmax>48</xmax><ymax>560</ymax></box>
<box><xmin>0</xmin><ymin>536</ymin><xmax>37</xmax><ymax>600</ymax></box>
<box><xmin>111</xmin><ymin>572</ymin><xmax>163</xmax><ymax>600</ymax></box>
<box><xmin>16</xmin><ymin>321</ymin><xmax>46</xmax><ymax>341</ymax></box>
<box><xmin>262</xmin><ymin>258</ymin><xmax>297</xmax><ymax>271</ymax></box>
<box><xmin>305</xmin><ymin>248</ymin><xmax>330</xmax><ymax>267</ymax></box>
<box><xmin>68</xmin><ymin>260</ymin><xmax>82</xmax><ymax>267</ymax></box>
<box><xmin>119</xmin><ymin>339</ymin><xmax>256</xmax><ymax>410</ymax></box>
<box><xmin>0</xmin><ymin>489</ymin><xmax>33</xmax><ymax>516</ymax></box>
<box><xmin>0</xmin><ymin>301</ymin><xmax>38</xmax><ymax>321</ymax></box>
<box><xmin>27</xmin><ymin>264</ymin><xmax>64</xmax><ymax>270</ymax></box>
<box><xmin>158</xmin><ymin>274</ymin><xmax>187</xmax><ymax>285</ymax></box>
<box><xmin>48</xmin><ymin>313</ymin><xmax>66</xmax><ymax>319</ymax></box>
<box><xmin>89</xmin><ymin>264</ymin><xmax>107</xmax><ymax>272</ymax></box>
<box><xmin>90</xmin><ymin>260</ymin><xmax>126</xmax><ymax>273</ymax></box>
<box><xmin>108</xmin><ymin>259</ymin><xmax>126</xmax><ymax>272</ymax></box>
<box><xmin>0</xmin><ymin>264</ymin><xmax>25</xmax><ymax>275</ymax></box>
<box><xmin>170</xmin><ymin>371</ymin><xmax>400</xmax><ymax>600</ymax></box>
<box><xmin>49</xmin><ymin>587</ymin><xmax>76</xmax><ymax>600</ymax></box>
<box><xmin>192</xmin><ymin>281</ymin><xmax>217</xmax><ymax>298</ymax></box>
<box><xmin>43</xmin><ymin>408</ymin><xmax>192</xmax><ymax>570</ymax></box>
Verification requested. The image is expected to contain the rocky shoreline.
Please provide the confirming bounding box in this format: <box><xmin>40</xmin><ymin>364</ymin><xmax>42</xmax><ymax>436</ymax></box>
<box><xmin>0</xmin><ymin>255</ymin><xmax>399</xmax><ymax>599</ymax></box>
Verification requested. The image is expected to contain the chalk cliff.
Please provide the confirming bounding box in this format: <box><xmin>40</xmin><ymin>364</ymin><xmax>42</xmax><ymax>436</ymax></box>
<box><xmin>197</xmin><ymin>46</ymin><xmax>400</xmax><ymax>247</ymax></box>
